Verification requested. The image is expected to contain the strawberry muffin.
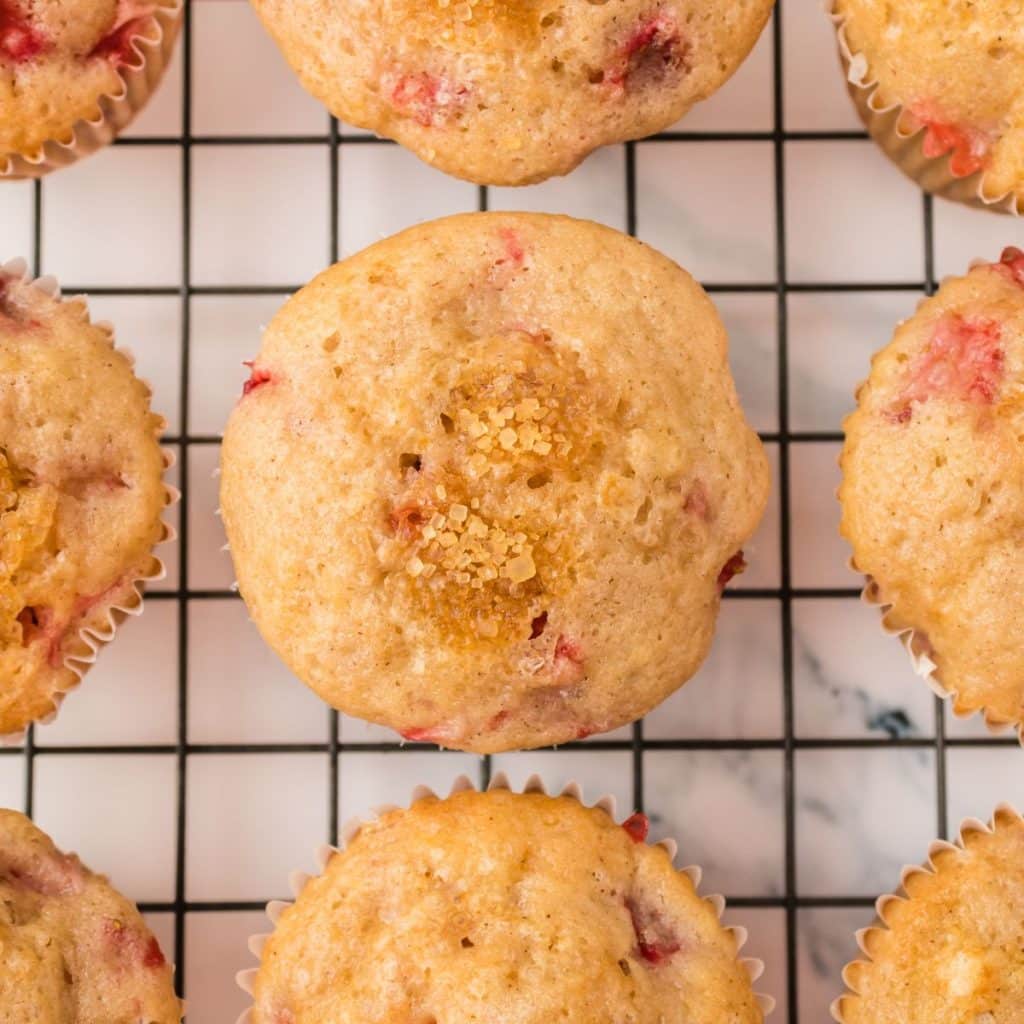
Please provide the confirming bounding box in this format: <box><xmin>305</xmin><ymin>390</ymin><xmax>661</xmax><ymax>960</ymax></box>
<box><xmin>0</xmin><ymin>262</ymin><xmax>170</xmax><ymax>738</ymax></box>
<box><xmin>0</xmin><ymin>809</ymin><xmax>181</xmax><ymax>1023</ymax></box>
<box><xmin>832</xmin><ymin>0</ymin><xmax>1024</xmax><ymax>210</ymax></box>
<box><xmin>835</xmin><ymin>805</ymin><xmax>1024</xmax><ymax>1024</ymax></box>
<box><xmin>1</xmin><ymin>0</ymin><xmax>182</xmax><ymax>177</ymax></box>
<box><xmin>248</xmin><ymin>0</ymin><xmax>775</xmax><ymax>186</ymax></box>
<box><xmin>220</xmin><ymin>213</ymin><xmax>769</xmax><ymax>753</ymax></box>
<box><xmin>247</xmin><ymin>786</ymin><xmax>766</xmax><ymax>1024</ymax></box>
<box><xmin>840</xmin><ymin>249</ymin><xmax>1024</xmax><ymax>737</ymax></box>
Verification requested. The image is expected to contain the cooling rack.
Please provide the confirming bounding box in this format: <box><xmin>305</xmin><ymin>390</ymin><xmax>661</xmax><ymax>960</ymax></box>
<box><xmin>1</xmin><ymin>2</ymin><xmax>1021</xmax><ymax>1021</ymax></box>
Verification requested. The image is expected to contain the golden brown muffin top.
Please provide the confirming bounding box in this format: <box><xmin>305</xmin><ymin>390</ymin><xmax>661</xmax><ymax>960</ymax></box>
<box><xmin>253</xmin><ymin>788</ymin><xmax>764</xmax><ymax>1024</ymax></box>
<box><xmin>220</xmin><ymin>213</ymin><xmax>769</xmax><ymax>752</ymax></box>
<box><xmin>249</xmin><ymin>0</ymin><xmax>774</xmax><ymax>185</ymax></box>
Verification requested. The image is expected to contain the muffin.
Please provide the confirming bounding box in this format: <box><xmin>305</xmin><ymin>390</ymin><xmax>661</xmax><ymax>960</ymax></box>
<box><xmin>839</xmin><ymin>248</ymin><xmax>1024</xmax><ymax>737</ymax></box>
<box><xmin>831</xmin><ymin>0</ymin><xmax>1024</xmax><ymax>212</ymax></box>
<box><xmin>0</xmin><ymin>261</ymin><xmax>171</xmax><ymax>738</ymax></box>
<box><xmin>220</xmin><ymin>212</ymin><xmax>770</xmax><ymax>753</ymax></box>
<box><xmin>248</xmin><ymin>0</ymin><xmax>775</xmax><ymax>186</ymax></box>
<box><xmin>834</xmin><ymin>805</ymin><xmax>1024</xmax><ymax>1024</ymax></box>
<box><xmin>1</xmin><ymin>0</ymin><xmax>183</xmax><ymax>178</ymax></box>
<box><xmin>244</xmin><ymin>782</ymin><xmax>767</xmax><ymax>1023</ymax></box>
<box><xmin>0</xmin><ymin>808</ymin><xmax>181</xmax><ymax>1022</ymax></box>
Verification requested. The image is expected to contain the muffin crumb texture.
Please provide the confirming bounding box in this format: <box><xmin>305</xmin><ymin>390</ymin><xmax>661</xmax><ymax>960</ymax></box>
<box><xmin>0</xmin><ymin>267</ymin><xmax>167</xmax><ymax>736</ymax></box>
<box><xmin>835</xmin><ymin>0</ymin><xmax>1024</xmax><ymax>202</ymax></box>
<box><xmin>253</xmin><ymin>789</ymin><xmax>764</xmax><ymax>1024</ymax></box>
<box><xmin>840</xmin><ymin>248</ymin><xmax>1024</xmax><ymax>732</ymax></box>
<box><xmin>248</xmin><ymin>0</ymin><xmax>774</xmax><ymax>184</ymax></box>
<box><xmin>220</xmin><ymin>213</ymin><xmax>769</xmax><ymax>753</ymax></box>
<box><xmin>840</xmin><ymin>808</ymin><xmax>1024</xmax><ymax>1024</ymax></box>
<box><xmin>0</xmin><ymin>809</ymin><xmax>181</xmax><ymax>1023</ymax></box>
<box><xmin>0</xmin><ymin>0</ymin><xmax>175</xmax><ymax>160</ymax></box>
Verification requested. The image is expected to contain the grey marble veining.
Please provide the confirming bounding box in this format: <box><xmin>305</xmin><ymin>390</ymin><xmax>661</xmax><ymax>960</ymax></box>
<box><xmin>792</xmin><ymin>599</ymin><xmax>935</xmax><ymax>740</ymax></box>
<box><xmin>796</xmin><ymin>748</ymin><xmax>937</xmax><ymax>897</ymax></box>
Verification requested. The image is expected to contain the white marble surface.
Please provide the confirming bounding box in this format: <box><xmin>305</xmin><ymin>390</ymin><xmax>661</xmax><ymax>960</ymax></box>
<box><xmin>2</xmin><ymin>2</ymin><xmax>1024</xmax><ymax>1023</ymax></box>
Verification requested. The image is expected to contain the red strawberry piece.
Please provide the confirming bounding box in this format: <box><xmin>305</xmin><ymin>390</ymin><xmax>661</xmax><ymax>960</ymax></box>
<box><xmin>103</xmin><ymin>919</ymin><xmax>167</xmax><ymax>969</ymax></box>
<box><xmin>389</xmin><ymin>503</ymin><xmax>430</xmax><ymax>540</ymax></box>
<box><xmin>622</xmin><ymin>812</ymin><xmax>649</xmax><ymax>844</ymax></box>
<box><xmin>552</xmin><ymin>634</ymin><xmax>585</xmax><ymax>683</ymax></box>
<box><xmin>911</xmin><ymin>105</ymin><xmax>992</xmax><ymax>178</ymax></box>
<box><xmin>607</xmin><ymin>12</ymin><xmax>688</xmax><ymax>91</ymax></box>
<box><xmin>894</xmin><ymin>313</ymin><xmax>1004</xmax><ymax>421</ymax></box>
<box><xmin>142</xmin><ymin>935</ymin><xmax>166</xmax><ymax>969</ymax></box>
<box><xmin>626</xmin><ymin>896</ymin><xmax>682</xmax><ymax>965</ymax></box>
<box><xmin>0</xmin><ymin>1</ymin><xmax>49</xmax><ymax>63</ymax></box>
<box><xmin>390</xmin><ymin>71</ymin><xmax>468</xmax><ymax>127</ymax></box>
<box><xmin>992</xmin><ymin>246</ymin><xmax>1024</xmax><ymax>288</ymax></box>
<box><xmin>717</xmin><ymin>551</ymin><xmax>746</xmax><ymax>591</ymax></box>
<box><xmin>399</xmin><ymin>722</ymin><xmax>461</xmax><ymax>745</ymax></box>
<box><xmin>242</xmin><ymin>361</ymin><xmax>273</xmax><ymax>397</ymax></box>
<box><xmin>399</xmin><ymin>726</ymin><xmax>434</xmax><ymax>742</ymax></box>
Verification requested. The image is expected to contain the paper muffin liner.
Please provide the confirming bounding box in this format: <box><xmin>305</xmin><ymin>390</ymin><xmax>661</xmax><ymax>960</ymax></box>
<box><xmin>235</xmin><ymin>773</ymin><xmax>776</xmax><ymax>1023</ymax></box>
<box><xmin>840</xmin><ymin>275</ymin><xmax>1024</xmax><ymax>746</ymax></box>
<box><xmin>0</xmin><ymin>2</ymin><xmax>184</xmax><ymax>180</ymax></box>
<box><xmin>0</xmin><ymin>258</ymin><xmax>179</xmax><ymax>745</ymax></box>
<box><xmin>830</xmin><ymin>803</ymin><xmax>1023</xmax><ymax>1023</ymax></box>
<box><xmin>828</xmin><ymin>2</ymin><xmax>1020</xmax><ymax>215</ymax></box>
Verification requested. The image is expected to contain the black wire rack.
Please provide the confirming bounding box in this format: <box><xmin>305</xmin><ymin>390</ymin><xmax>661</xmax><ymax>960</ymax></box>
<box><xmin>4</xmin><ymin>1</ymin><xmax>1023</xmax><ymax>1021</ymax></box>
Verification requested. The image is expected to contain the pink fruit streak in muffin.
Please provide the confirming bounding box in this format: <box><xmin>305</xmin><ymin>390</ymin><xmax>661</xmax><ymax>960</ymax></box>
<box><xmin>242</xmin><ymin>361</ymin><xmax>274</xmax><ymax>397</ymax></box>
<box><xmin>683</xmin><ymin>479</ymin><xmax>711</xmax><ymax>521</ymax></box>
<box><xmin>890</xmin><ymin>313</ymin><xmax>1004</xmax><ymax>422</ymax></box>
<box><xmin>102</xmin><ymin>917</ymin><xmax>168</xmax><ymax>969</ymax></box>
<box><xmin>553</xmin><ymin>634</ymin><xmax>585</xmax><ymax>684</ymax></box>
<box><xmin>1</xmin><ymin>843</ymin><xmax>85</xmax><ymax>897</ymax></box>
<box><xmin>19</xmin><ymin>575</ymin><xmax>129</xmax><ymax>668</ymax></box>
<box><xmin>389</xmin><ymin>71</ymin><xmax>469</xmax><ymax>127</ymax></box>
<box><xmin>0</xmin><ymin>1</ymin><xmax>49</xmax><ymax>63</ymax></box>
<box><xmin>607</xmin><ymin>12</ymin><xmax>688</xmax><ymax>93</ymax></box>
<box><xmin>626</xmin><ymin>895</ymin><xmax>683</xmax><ymax>965</ymax></box>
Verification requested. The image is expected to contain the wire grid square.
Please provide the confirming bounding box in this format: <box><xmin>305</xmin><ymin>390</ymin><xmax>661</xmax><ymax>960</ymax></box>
<box><xmin>3</xmin><ymin>2</ymin><xmax>1024</xmax><ymax>1023</ymax></box>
